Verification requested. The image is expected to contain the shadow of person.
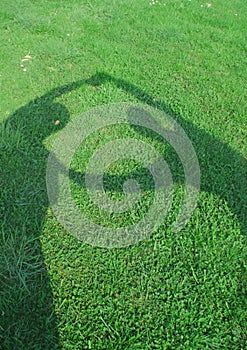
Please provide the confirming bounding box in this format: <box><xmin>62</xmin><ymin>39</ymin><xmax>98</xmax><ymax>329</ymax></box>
<box><xmin>83</xmin><ymin>72</ymin><xmax>247</xmax><ymax>234</ymax></box>
<box><xmin>0</xmin><ymin>81</ymin><xmax>86</xmax><ymax>349</ymax></box>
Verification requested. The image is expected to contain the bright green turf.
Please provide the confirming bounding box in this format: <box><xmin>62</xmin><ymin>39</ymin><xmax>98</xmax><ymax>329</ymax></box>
<box><xmin>0</xmin><ymin>0</ymin><xmax>247</xmax><ymax>349</ymax></box>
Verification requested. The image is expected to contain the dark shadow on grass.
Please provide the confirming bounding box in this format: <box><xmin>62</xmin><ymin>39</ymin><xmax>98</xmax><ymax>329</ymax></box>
<box><xmin>0</xmin><ymin>72</ymin><xmax>246</xmax><ymax>348</ymax></box>
<box><xmin>46</xmin><ymin>72</ymin><xmax>246</xmax><ymax>235</ymax></box>
<box><xmin>0</xmin><ymin>82</ymin><xmax>85</xmax><ymax>349</ymax></box>
<box><xmin>81</xmin><ymin>72</ymin><xmax>246</xmax><ymax>234</ymax></box>
<box><xmin>104</xmin><ymin>73</ymin><xmax>246</xmax><ymax>231</ymax></box>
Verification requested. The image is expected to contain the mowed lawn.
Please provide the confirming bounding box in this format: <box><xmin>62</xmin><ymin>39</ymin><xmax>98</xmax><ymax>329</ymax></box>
<box><xmin>0</xmin><ymin>0</ymin><xmax>247</xmax><ymax>349</ymax></box>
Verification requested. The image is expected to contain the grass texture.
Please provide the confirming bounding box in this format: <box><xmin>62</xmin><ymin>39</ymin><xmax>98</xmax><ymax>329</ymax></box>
<box><xmin>0</xmin><ymin>0</ymin><xmax>247</xmax><ymax>349</ymax></box>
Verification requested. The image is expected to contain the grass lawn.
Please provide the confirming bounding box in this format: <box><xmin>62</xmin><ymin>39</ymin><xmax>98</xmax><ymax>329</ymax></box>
<box><xmin>0</xmin><ymin>0</ymin><xmax>247</xmax><ymax>349</ymax></box>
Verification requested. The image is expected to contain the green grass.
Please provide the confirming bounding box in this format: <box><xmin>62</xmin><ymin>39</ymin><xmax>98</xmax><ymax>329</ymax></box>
<box><xmin>0</xmin><ymin>0</ymin><xmax>247</xmax><ymax>349</ymax></box>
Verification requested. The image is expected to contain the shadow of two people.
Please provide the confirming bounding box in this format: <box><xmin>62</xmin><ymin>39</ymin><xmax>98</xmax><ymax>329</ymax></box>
<box><xmin>0</xmin><ymin>72</ymin><xmax>246</xmax><ymax>348</ymax></box>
